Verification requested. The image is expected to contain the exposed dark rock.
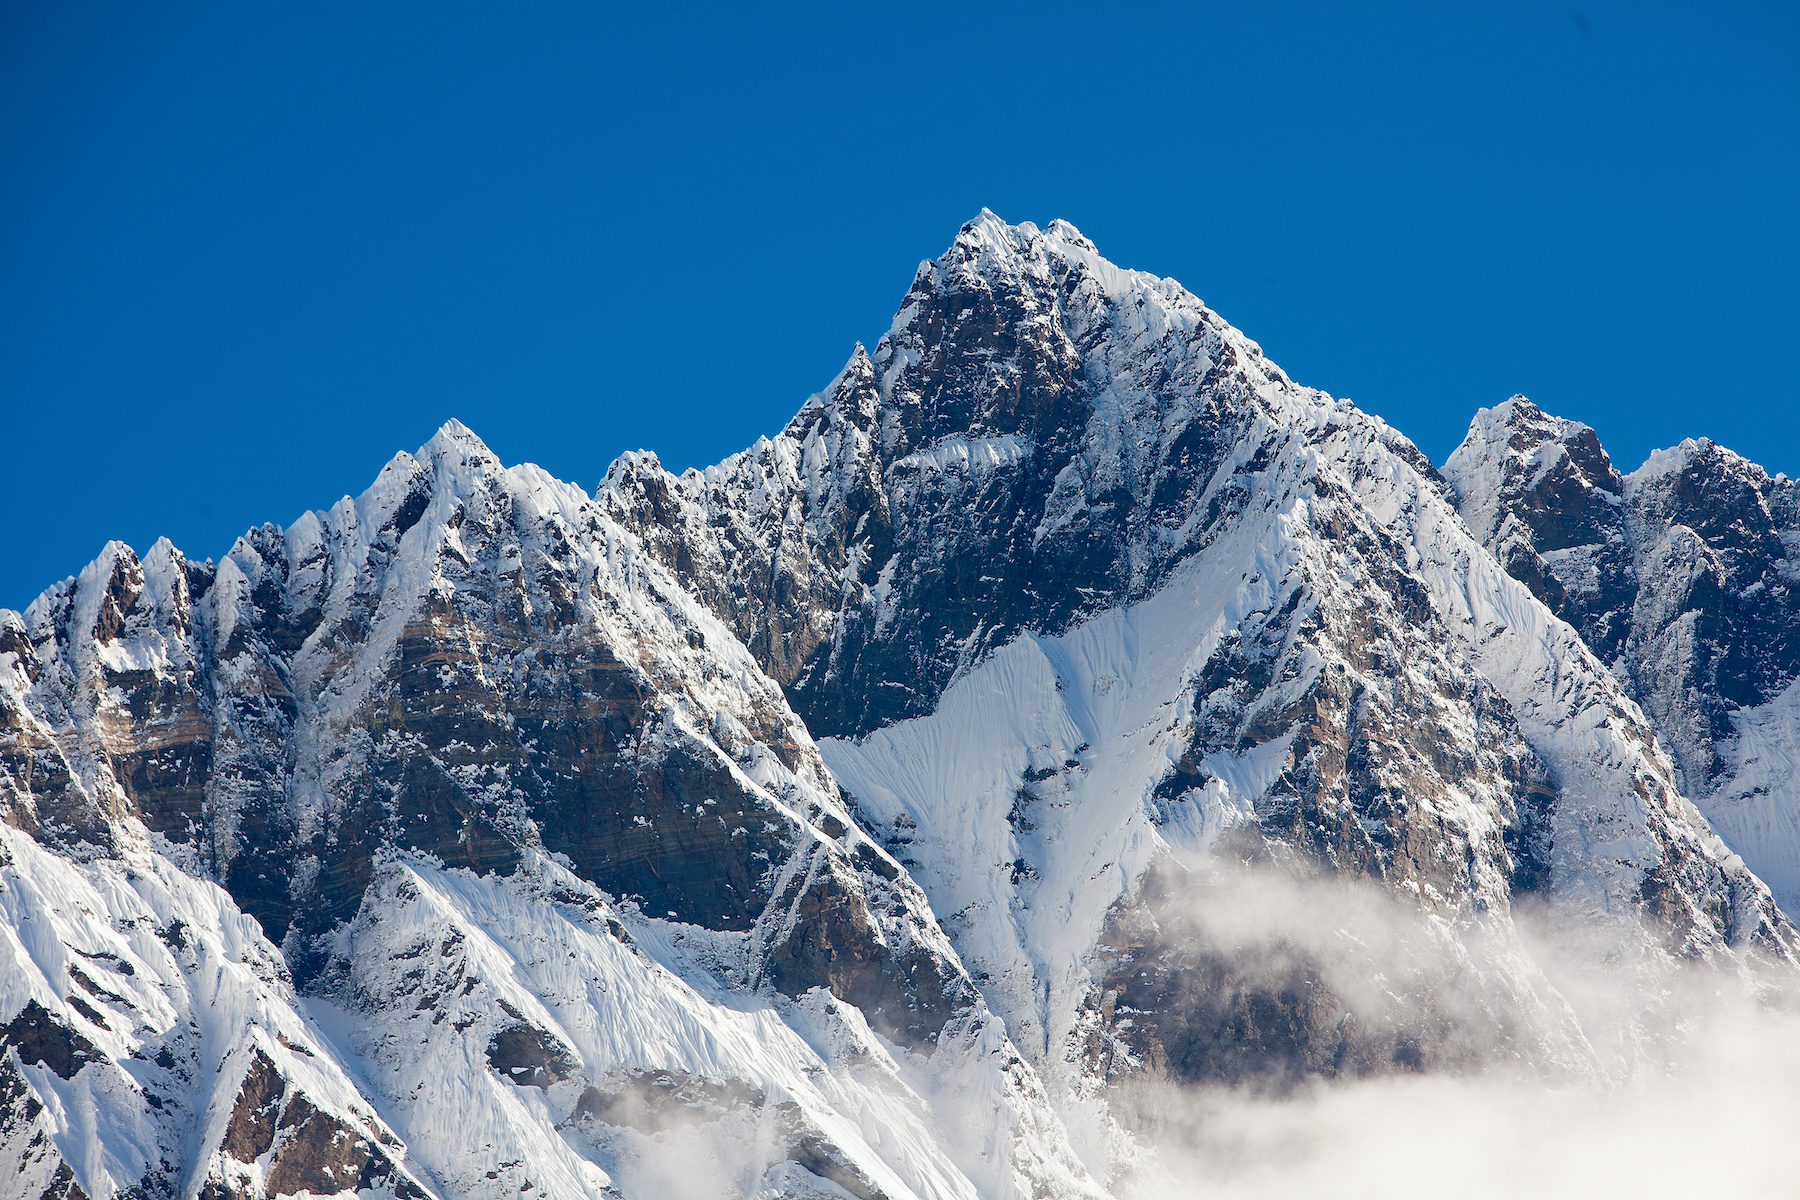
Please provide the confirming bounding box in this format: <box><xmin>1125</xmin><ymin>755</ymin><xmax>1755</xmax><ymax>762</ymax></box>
<box><xmin>761</xmin><ymin>859</ymin><xmax>971</xmax><ymax>1050</ymax></box>
<box><xmin>2</xmin><ymin>1001</ymin><xmax>101</xmax><ymax>1080</ymax></box>
<box><xmin>788</xmin><ymin>1133</ymin><xmax>889</xmax><ymax>1200</ymax></box>
<box><xmin>221</xmin><ymin>1048</ymin><xmax>284</xmax><ymax>1162</ymax></box>
<box><xmin>486</xmin><ymin>1022</ymin><xmax>579</xmax><ymax>1088</ymax></box>
<box><xmin>63</xmin><ymin>996</ymin><xmax>108</xmax><ymax>1032</ymax></box>
<box><xmin>263</xmin><ymin>1096</ymin><xmax>371</xmax><ymax>1198</ymax></box>
<box><xmin>568</xmin><ymin>1069</ymin><xmax>764</xmax><ymax>1131</ymax></box>
<box><xmin>1447</xmin><ymin>401</ymin><xmax>1800</xmax><ymax>914</ymax></box>
<box><xmin>34</xmin><ymin>1162</ymin><xmax>90</xmax><ymax>1200</ymax></box>
<box><xmin>207</xmin><ymin>1062</ymin><xmax>429</xmax><ymax>1200</ymax></box>
<box><xmin>761</xmin><ymin>1099</ymin><xmax>891</xmax><ymax>1200</ymax></box>
<box><xmin>1082</xmin><ymin>862</ymin><xmax>1524</xmax><ymax>1092</ymax></box>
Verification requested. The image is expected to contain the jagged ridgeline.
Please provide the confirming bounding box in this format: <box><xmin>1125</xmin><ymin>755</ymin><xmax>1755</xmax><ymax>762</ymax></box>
<box><xmin>3</xmin><ymin>212</ymin><xmax>1796</xmax><ymax>1200</ymax></box>
<box><xmin>1445</xmin><ymin>399</ymin><xmax>1800</xmax><ymax>917</ymax></box>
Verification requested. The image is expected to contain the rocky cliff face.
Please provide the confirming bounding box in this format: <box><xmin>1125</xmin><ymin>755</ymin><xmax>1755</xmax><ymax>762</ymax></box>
<box><xmin>3</xmin><ymin>214</ymin><xmax>1796</xmax><ymax>1200</ymax></box>
<box><xmin>1446</xmin><ymin>398</ymin><xmax>1800</xmax><ymax>916</ymax></box>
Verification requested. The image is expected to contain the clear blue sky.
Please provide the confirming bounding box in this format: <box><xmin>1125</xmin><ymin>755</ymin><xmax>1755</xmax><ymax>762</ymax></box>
<box><xmin>3</xmin><ymin>1</ymin><xmax>1796</xmax><ymax>610</ymax></box>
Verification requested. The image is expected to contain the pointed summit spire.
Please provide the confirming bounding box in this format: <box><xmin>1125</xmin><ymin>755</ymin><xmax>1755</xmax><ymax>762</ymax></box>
<box><xmin>961</xmin><ymin>206</ymin><xmax>1008</xmax><ymax>233</ymax></box>
<box><xmin>950</xmin><ymin>207</ymin><xmax>1031</xmax><ymax>263</ymax></box>
<box><xmin>1045</xmin><ymin>218</ymin><xmax>1095</xmax><ymax>252</ymax></box>
<box><xmin>836</xmin><ymin>341</ymin><xmax>875</xmax><ymax>388</ymax></box>
<box><xmin>784</xmin><ymin>343</ymin><xmax>881</xmax><ymax>438</ymax></box>
<box><xmin>423</xmin><ymin>418</ymin><xmax>497</xmax><ymax>463</ymax></box>
<box><xmin>832</xmin><ymin>341</ymin><xmax>881</xmax><ymax>430</ymax></box>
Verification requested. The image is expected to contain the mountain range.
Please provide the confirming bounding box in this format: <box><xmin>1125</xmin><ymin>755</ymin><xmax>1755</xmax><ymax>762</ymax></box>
<box><xmin>3</xmin><ymin>212</ymin><xmax>1796</xmax><ymax>1200</ymax></box>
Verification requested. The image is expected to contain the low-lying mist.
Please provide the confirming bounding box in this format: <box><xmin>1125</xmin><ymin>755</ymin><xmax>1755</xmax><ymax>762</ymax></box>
<box><xmin>1118</xmin><ymin>1007</ymin><xmax>1800</xmax><ymax>1198</ymax></box>
<box><xmin>1106</xmin><ymin>861</ymin><xmax>1800</xmax><ymax>1198</ymax></box>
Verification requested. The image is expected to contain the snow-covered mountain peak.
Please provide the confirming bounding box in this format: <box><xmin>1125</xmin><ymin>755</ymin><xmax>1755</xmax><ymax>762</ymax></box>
<box><xmin>428</xmin><ymin>414</ymin><xmax>484</xmax><ymax>445</ymax></box>
<box><xmin>592</xmin><ymin>219</ymin><xmax>1799</xmax><ymax>1160</ymax></box>
<box><xmin>1445</xmin><ymin>393</ymin><xmax>1610</xmax><ymax>484</ymax></box>
<box><xmin>923</xmin><ymin>210</ymin><xmax>1212</xmax><ymax>335</ymax></box>
<box><xmin>946</xmin><ymin>210</ymin><xmax>1096</xmax><ymax>271</ymax></box>
<box><xmin>1450</xmin><ymin>395</ymin><xmax>1566</xmax><ymax>465</ymax></box>
<box><xmin>2</xmin><ymin>386</ymin><xmax>1119</xmax><ymax>1197</ymax></box>
<box><xmin>1626</xmin><ymin>435</ymin><xmax>1768</xmax><ymax>494</ymax></box>
<box><xmin>10</xmin><ymin>216</ymin><xmax>1800</xmax><ymax>1199</ymax></box>
<box><xmin>1620</xmin><ymin>437</ymin><xmax>1796</xmax><ymax>578</ymax></box>
<box><xmin>874</xmin><ymin>213</ymin><xmax>1294</xmax><ymax>470</ymax></box>
<box><xmin>422</xmin><ymin>416</ymin><xmax>505</xmax><ymax>470</ymax></box>
<box><xmin>1443</xmin><ymin>394</ymin><xmax>1623</xmax><ymax>567</ymax></box>
<box><xmin>1043</xmin><ymin>217</ymin><xmax>1097</xmax><ymax>251</ymax></box>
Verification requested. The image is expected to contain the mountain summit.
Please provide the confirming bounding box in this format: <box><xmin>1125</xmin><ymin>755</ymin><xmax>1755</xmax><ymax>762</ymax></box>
<box><xmin>3</xmin><ymin>214</ymin><xmax>1795</xmax><ymax>1199</ymax></box>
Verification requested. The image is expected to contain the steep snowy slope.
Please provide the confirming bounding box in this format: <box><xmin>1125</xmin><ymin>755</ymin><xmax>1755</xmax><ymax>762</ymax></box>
<box><xmin>0</xmin><ymin>822</ymin><xmax>434</xmax><ymax>1200</ymax></box>
<box><xmin>1446</xmin><ymin>401</ymin><xmax>1800</xmax><ymax>916</ymax></box>
<box><xmin>603</xmin><ymin>215</ymin><xmax>1796</xmax><ymax>1145</ymax></box>
<box><xmin>0</xmin><ymin>422</ymin><xmax>1100</xmax><ymax>1199</ymax></box>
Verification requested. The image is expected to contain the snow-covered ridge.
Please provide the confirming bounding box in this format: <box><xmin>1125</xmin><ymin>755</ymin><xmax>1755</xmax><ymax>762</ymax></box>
<box><xmin>5</xmin><ymin>211</ymin><xmax>1799</xmax><ymax>1199</ymax></box>
<box><xmin>2</xmin><ymin>399</ymin><xmax>1103</xmax><ymax>1197</ymax></box>
<box><xmin>0</xmin><ymin>823</ymin><xmax>434</xmax><ymax>1200</ymax></box>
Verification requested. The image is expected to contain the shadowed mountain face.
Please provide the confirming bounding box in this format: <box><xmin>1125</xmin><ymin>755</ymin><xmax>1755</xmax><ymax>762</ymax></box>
<box><xmin>602</xmin><ymin>217</ymin><xmax>1329</xmax><ymax>744</ymax></box>
<box><xmin>2</xmin><ymin>215</ymin><xmax>1796</xmax><ymax>1200</ymax></box>
<box><xmin>1446</xmin><ymin>398</ymin><xmax>1800</xmax><ymax>916</ymax></box>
